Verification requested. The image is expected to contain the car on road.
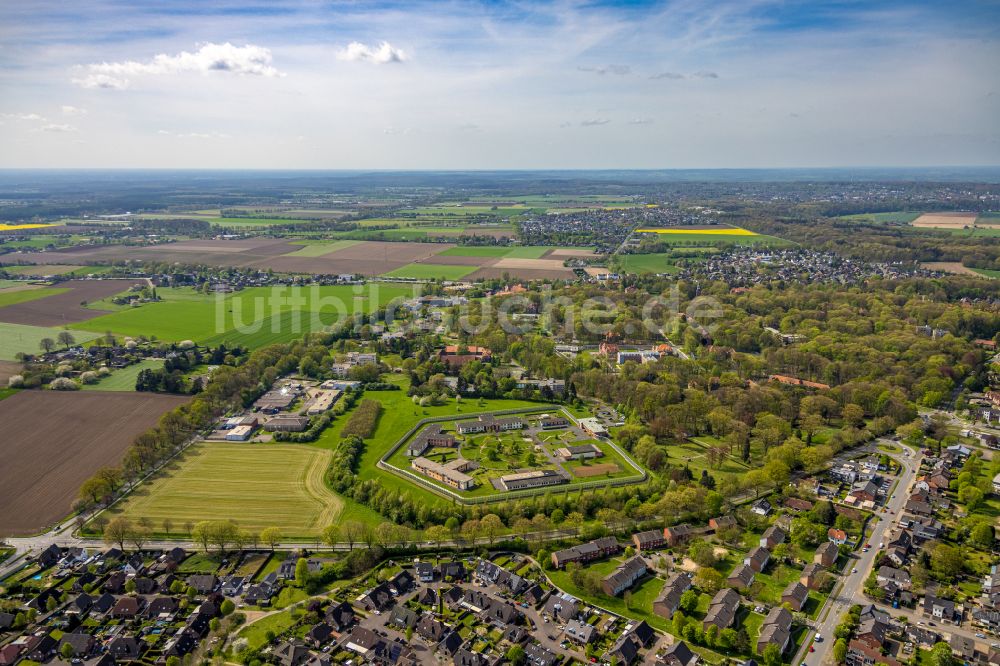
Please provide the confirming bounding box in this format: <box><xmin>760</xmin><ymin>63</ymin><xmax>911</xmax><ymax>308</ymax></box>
<box><xmin>975</xmin><ymin>633</ymin><xmax>985</xmax><ymax>638</ymax></box>
<box><xmin>852</xmin><ymin>568</ymin><xmax>858</xmax><ymax>573</ymax></box>
<box><xmin>815</xmin><ymin>634</ymin><xmax>822</xmax><ymax>642</ymax></box>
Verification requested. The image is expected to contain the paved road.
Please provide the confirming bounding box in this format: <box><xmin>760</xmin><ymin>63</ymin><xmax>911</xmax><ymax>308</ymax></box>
<box><xmin>796</xmin><ymin>440</ymin><xmax>920</xmax><ymax>666</ymax></box>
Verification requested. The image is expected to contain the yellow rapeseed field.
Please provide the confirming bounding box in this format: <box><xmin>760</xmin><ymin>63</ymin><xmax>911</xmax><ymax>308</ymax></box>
<box><xmin>636</xmin><ymin>227</ymin><xmax>758</xmax><ymax>235</ymax></box>
<box><xmin>0</xmin><ymin>223</ymin><xmax>53</xmax><ymax>231</ymax></box>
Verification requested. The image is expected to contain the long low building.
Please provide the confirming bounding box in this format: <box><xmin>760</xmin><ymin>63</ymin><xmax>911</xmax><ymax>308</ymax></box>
<box><xmin>602</xmin><ymin>557</ymin><xmax>647</xmax><ymax>597</ymax></box>
<box><xmin>457</xmin><ymin>414</ymin><xmax>524</xmax><ymax>435</ymax></box>
<box><xmin>412</xmin><ymin>457</ymin><xmax>478</xmax><ymax>490</ymax></box>
<box><xmin>556</xmin><ymin>443</ymin><xmax>603</xmax><ymax>460</ymax></box>
<box><xmin>551</xmin><ymin>536</ymin><xmax>620</xmax><ymax>569</ymax></box>
<box><xmin>497</xmin><ymin>469</ymin><xmax>567</xmax><ymax>491</ymax></box>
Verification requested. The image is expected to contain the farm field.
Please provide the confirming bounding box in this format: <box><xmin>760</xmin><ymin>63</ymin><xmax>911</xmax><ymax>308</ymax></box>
<box><xmin>381</xmin><ymin>263</ymin><xmax>478</xmax><ymax>280</ymax></box>
<box><xmin>284</xmin><ymin>240</ymin><xmax>361</xmax><ymax>257</ymax></box>
<box><xmin>0</xmin><ymin>390</ymin><xmax>189</xmax><ymax>535</ymax></box>
<box><xmin>72</xmin><ymin>284</ymin><xmax>417</xmax><ymax>346</ymax></box>
<box><xmin>0</xmin><ymin>321</ymin><xmax>101</xmax><ymax>361</ymax></box>
<box><xmin>0</xmin><ymin>279</ymin><xmax>146</xmax><ymax>327</ymax></box>
<box><xmin>80</xmin><ymin>359</ymin><xmax>164</xmax><ymax>391</ymax></box>
<box><xmin>107</xmin><ymin>442</ymin><xmax>371</xmax><ymax>537</ymax></box>
<box><xmin>970</xmin><ymin>268</ymin><xmax>1000</xmax><ymax>278</ymax></box>
<box><xmin>634</xmin><ymin>226</ymin><xmax>789</xmax><ymax>246</ymax></box>
<box><xmin>920</xmin><ymin>262</ymin><xmax>984</xmax><ymax>276</ymax></box>
<box><xmin>614</xmin><ymin>253</ymin><xmax>682</xmax><ymax>275</ymax></box>
<box><xmin>0</xmin><ymin>285</ymin><xmax>68</xmax><ymax>308</ymax></box>
<box><xmin>911</xmin><ymin>212</ymin><xmax>980</xmax><ymax>229</ymax></box>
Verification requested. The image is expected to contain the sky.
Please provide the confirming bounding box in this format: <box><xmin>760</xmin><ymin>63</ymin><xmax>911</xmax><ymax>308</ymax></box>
<box><xmin>0</xmin><ymin>0</ymin><xmax>998</xmax><ymax>169</ymax></box>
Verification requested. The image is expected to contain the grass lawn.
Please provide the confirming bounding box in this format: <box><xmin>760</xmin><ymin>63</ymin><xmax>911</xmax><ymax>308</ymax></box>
<box><xmin>0</xmin><ymin>322</ymin><xmax>101</xmax><ymax>361</ymax></box>
<box><xmin>80</xmin><ymin>359</ymin><xmax>164</xmax><ymax>392</ymax></box>
<box><xmin>505</xmin><ymin>246</ymin><xmax>552</xmax><ymax>259</ymax></box>
<box><xmin>0</xmin><ymin>286</ymin><xmax>69</xmax><ymax>308</ymax></box>
<box><xmin>751</xmin><ymin>563</ymin><xmax>802</xmax><ymax>605</ymax></box>
<box><xmin>970</xmin><ymin>267</ymin><xmax>1000</xmax><ymax>279</ymax></box>
<box><xmin>381</xmin><ymin>263</ymin><xmax>479</xmax><ymax>280</ymax></box>
<box><xmin>0</xmin><ymin>388</ymin><xmax>19</xmax><ymax>401</ymax></box>
<box><xmin>546</xmin><ymin>559</ymin><xmax>671</xmax><ymax>632</ymax></box>
<box><xmin>238</xmin><ymin>610</ymin><xmax>299</xmax><ymax>649</ymax></box>
<box><xmin>283</xmin><ymin>240</ymin><xmax>361</xmax><ymax>257</ymax></box>
<box><xmin>615</xmin><ymin>253</ymin><xmax>681</xmax><ymax>275</ymax></box>
<box><xmin>72</xmin><ymin>284</ymin><xmax>417</xmax><ymax>347</ymax></box>
<box><xmin>105</xmin><ymin>442</ymin><xmax>346</xmax><ymax>537</ymax></box>
<box><xmin>678</xmin><ymin>438</ymin><xmax>750</xmax><ymax>476</ymax></box>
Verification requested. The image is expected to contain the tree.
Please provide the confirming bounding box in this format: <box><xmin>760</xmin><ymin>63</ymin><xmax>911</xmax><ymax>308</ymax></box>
<box><xmin>79</xmin><ymin>476</ymin><xmax>110</xmax><ymax>506</ymax></box>
<box><xmin>425</xmin><ymin>525</ymin><xmax>450</xmax><ymax>551</ymax></box>
<box><xmin>930</xmin><ymin>641</ymin><xmax>956</xmax><ymax>666</ymax></box>
<box><xmin>694</xmin><ymin>567</ymin><xmax>724</xmax><ymax>594</ymax></box>
<box><xmin>104</xmin><ymin>516</ymin><xmax>132</xmax><ymax>550</ymax></box>
<box><xmin>623</xmin><ymin>590</ymin><xmax>633</xmax><ymax>610</ymax></box>
<box><xmin>295</xmin><ymin>557</ymin><xmax>309</xmax><ymax>587</ymax></box>
<box><xmin>929</xmin><ymin>543</ymin><xmax>964</xmax><ymax>581</ymax></box>
<box><xmin>679</xmin><ymin>589</ymin><xmax>699</xmax><ymax>614</ymax></box>
<box><xmin>220</xmin><ymin>599</ymin><xmax>235</xmax><ymax>615</ymax></box>
<box><xmin>341</xmin><ymin>521</ymin><xmax>364</xmax><ymax>550</ymax></box>
<box><xmin>130</xmin><ymin>524</ymin><xmax>151</xmax><ymax>550</ymax></box>
<box><xmin>833</xmin><ymin>638</ymin><xmax>848</xmax><ymax>664</ymax></box>
<box><xmin>505</xmin><ymin>646</ymin><xmax>525</xmax><ymax>666</ymax></box>
<box><xmin>193</xmin><ymin>521</ymin><xmax>214</xmax><ymax>552</ymax></box>
<box><xmin>480</xmin><ymin>514</ymin><xmax>504</xmax><ymax>546</ymax></box>
<box><xmin>761</xmin><ymin>642</ymin><xmax>782</xmax><ymax>666</ymax></box>
<box><xmin>970</xmin><ymin>522</ymin><xmax>995</xmax><ymax>550</ymax></box>
<box><xmin>57</xmin><ymin>330</ymin><xmax>76</xmax><ymax>349</ymax></box>
<box><xmin>60</xmin><ymin>643</ymin><xmax>75</xmax><ymax>660</ymax></box>
<box><xmin>323</xmin><ymin>525</ymin><xmax>340</xmax><ymax>549</ymax></box>
<box><xmin>261</xmin><ymin>527</ymin><xmax>282</xmax><ymax>551</ymax></box>
<box><xmin>39</xmin><ymin>337</ymin><xmax>55</xmax><ymax>354</ymax></box>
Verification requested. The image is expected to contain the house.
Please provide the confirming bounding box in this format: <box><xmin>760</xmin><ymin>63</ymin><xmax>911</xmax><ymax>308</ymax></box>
<box><xmin>800</xmin><ymin>563</ymin><xmax>823</xmax><ymax>589</ymax></box>
<box><xmin>389</xmin><ymin>607</ymin><xmax>419</xmax><ymax>631</ymax></box>
<box><xmin>744</xmin><ymin>547</ymin><xmax>770</xmax><ymax>573</ymax></box>
<box><xmin>387</xmin><ymin>570</ymin><xmax>415</xmax><ymax>595</ymax></box>
<box><xmin>827</xmin><ymin>528</ymin><xmax>848</xmax><ymax>545</ymax></box>
<box><xmin>496</xmin><ymin>468</ymin><xmax>566</xmax><ymax>491</ymax></box>
<box><xmin>604</xmin><ymin>633</ymin><xmax>641</xmax><ymax>666</ymax></box>
<box><xmin>543</xmin><ymin>593</ymin><xmax>580</xmax><ymax>622</ymax></box>
<box><xmin>456</xmin><ymin>413</ymin><xmax>523</xmax><ymax>435</ymax></box>
<box><xmin>760</xmin><ymin>526</ymin><xmax>786</xmax><ymax>549</ymax></box>
<box><xmin>412</xmin><ymin>456</ymin><xmax>477</xmax><ymax>490</ymax></box>
<box><xmin>846</xmin><ymin>640</ymin><xmax>903</xmax><ymax>666</ymax></box>
<box><xmin>415</xmin><ymin>562</ymin><xmax>435</xmax><ymax>583</ymax></box>
<box><xmin>815</xmin><ymin>542</ymin><xmax>839</xmax><ymax>567</ymax></box>
<box><xmin>273</xmin><ymin>640</ymin><xmax>312</xmax><ymax>666</ymax></box>
<box><xmin>111</xmin><ymin>596</ymin><xmax>142</xmax><ymax>619</ymax></box>
<box><xmin>186</xmin><ymin>574</ymin><xmax>218</xmax><ymax>594</ymax></box>
<box><xmin>663</xmin><ymin>524</ymin><xmax>694</xmax><ymax>547</ymax></box>
<box><xmin>263</xmin><ymin>415</ymin><xmax>310</xmax><ymax>432</ymax></box>
<box><xmin>145</xmin><ymin>596</ymin><xmax>179</xmax><ymax>619</ymax></box>
<box><xmin>565</xmin><ymin>618</ymin><xmax>596</xmax><ymax>644</ymax></box>
<box><xmin>660</xmin><ymin>641</ymin><xmax>698</xmax><ymax>666</ymax></box>
<box><xmin>326</xmin><ymin>601</ymin><xmax>356</xmax><ymax>632</ymax></box>
<box><xmin>922</xmin><ymin>595</ymin><xmax>959</xmax><ymax>624</ymax></box>
<box><xmin>703</xmin><ymin>588</ymin><xmax>741</xmax><ymax>631</ymax></box>
<box><xmin>709</xmin><ymin>516</ymin><xmax>737</xmax><ymax>532</ymax></box>
<box><xmin>360</xmin><ymin>583</ymin><xmax>395</xmax><ymax>612</ymax></box>
<box><xmin>784</xmin><ymin>497</ymin><xmax>814</xmax><ymax>512</ymax></box>
<box><xmin>439</xmin><ymin>345</ymin><xmax>491</xmax><ymax>368</ymax></box>
<box><xmin>849</xmin><ymin>480</ymin><xmax>880</xmax><ymax>503</ymax></box>
<box><xmin>525</xmin><ymin>643</ymin><xmax>559</xmax><ymax>666</ymax></box>
<box><xmin>751</xmin><ymin>499</ymin><xmax>772</xmax><ymax>516</ymax></box>
<box><xmin>579</xmin><ymin>417</ymin><xmax>609</xmax><ymax>438</ymax></box>
<box><xmin>602</xmin><ymin>557</ymin><xmax>647</xmax><ymax>597</ymax></box>
<box><xmin>876</xmin><ymin>566</ymin><xmax>912</xmax><ymax>590</ymax></box>
<box><xmin>652</xmin><ymin>573</ymin><xmax>693</xmax><ymax>619</ymax></box>
<box><xmin>58</xmin><ymin>633</ymin><xmax>96</xmax><ymax>658</ymax></box>
<box><xmin>756</xmin><ymin>607</ymin><xmax>792</xmax><ymax>655</ymax></box>
<box><xmin>632</xmin><ymin>529</ymin><xmax>667</xmax><ymax>552</ymax></box>
<box><xmin>781</xmin><ymin>581</ymin><xmax>809</xmax><ymax>611</ymax></box>
<box><xmin>728</xmin><ymin>564</ymin><xmax>755</xmax><ymax>590</ymax></box>
<box><xmin>343</xmin><ymin>627</ymin><xmax>381</xmax><ymax>656</ymax></box>
<box><xmin>416</xmin><ymin>614</ymin><xmax>448</xmax><ymax>643</ymax></box>
<box><xmin>551</xmin><ymin>536</ymin><xmax>620</xmax><ymax>568</ymax></box>
<box><xmin>439</xmin><ymin>560</ymin><xmax>466</xmax><ymax>581</ymax></box>
<box><xmin>107</xmin><ymin>635</ymin><xmax>145</xmax><ymax>662</ymax></box>
<box><xmin>475</xmin><ymin>559</ymin><xmax>527</xmax><ymax>594</ymax></box>
<box><xmin>307</xmin><ymin>624</ymin><xmax>334</xmax><ymax>647</ymax></box>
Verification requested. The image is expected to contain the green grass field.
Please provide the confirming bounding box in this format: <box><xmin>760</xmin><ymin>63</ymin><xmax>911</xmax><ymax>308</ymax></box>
<box><xmin>81</xmin><ymin>359</ymin><xmax>164</xmax><ymax>391</ymax></box>
<box><xmin>382</xmin><ymin>263</ymin><xmax>479</xmax><ymax>280</ymax></box>
<box><xmin>283</xmin><ymin>240</ymin><xmax>361</xmax><ymax>257</ymax></box>
<box><xmin>437</xmin><ymin>246</ymin><xmax>513</xmax><ymax>257</ymax></box>
<box><xmin>641</xmin><ymin>232</ymin><xmax>789</xmax><ymax>247</ymax></box>
<box><xmin>0</xmin><ymin>286</ymin><xmax>69</xmax><ymax>309</ymax></box>
<box><xmin>72</xmin><ymin>284</ymin><xmax>417</xmax><ymax>346</ymax></box>
<box><xmin>208</xmin><ymin>217</ymin><xmax>318</xmax><ymax>227</ymax></box>
<box><xmin>615</xmin><ymin>253</ymin><xmax>682</xmax><ymax>275</ymax></box>
<box><xmin>0</xmin><ymin>280</ymin><xmax>25</xmax><ymax>289</ymax></box>
<box><xmin>106</xmin><ymin>442</ymin><xmax>377</xmax><ymax>537</ymax></box>
<box><xmin>0</xmin><ymin>322</ymin><xmax>101</xmax><ymax>361</ymax></box>
<box><xmin>970</xmin><ymin>268</ymin><xmax>1000</xmax><ymax>279</ymax></box>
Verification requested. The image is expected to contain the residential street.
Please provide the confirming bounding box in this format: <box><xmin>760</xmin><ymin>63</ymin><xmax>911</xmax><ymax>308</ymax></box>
<box><xmin>795</xmin><ymin>441</ymin><xmax>919</xmax><ymax>666</ymax></box>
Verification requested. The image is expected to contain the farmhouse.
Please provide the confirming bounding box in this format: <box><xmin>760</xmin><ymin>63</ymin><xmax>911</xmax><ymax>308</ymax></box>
<box><xmin>556</xmin><ymin>443</ymin><xmax>603</xmax><ymax>460</ymax></box>
<box><xmin>601</xmin><ymin>557</ymin><xmax>647</xmax><ymax>597</ymax></box>
<box><xmin>457</xmin><ymin>414</ymin><xmax>524</xmax><ymax>435</ymax></box>
<box><xmin>551</xmin><ymin>536</ymin><xmax>620</xmax><ymax>568</ymax></box>
<box><xmin>263</xmin><ymin>415</ymin><xmax>310</xmax><ymax>432</ymax></box>
<box><xmin>497</xmin><ymin>469</ymin><xmax>567</xmax><ymax>491</ymax></box>
<box><xmin>578</xmin><ymin>417</ymin><xmax>609</xmax><ymax>438</ymax></box>
<box><xmin>411</xmin><ymin>457</ymin><xmax>478</xmax><ymax>491</ymax></box>
<box><xmin>439</xmin><ymin>345</ymin><xmax>492</xmax><ymax>368</ymax></box>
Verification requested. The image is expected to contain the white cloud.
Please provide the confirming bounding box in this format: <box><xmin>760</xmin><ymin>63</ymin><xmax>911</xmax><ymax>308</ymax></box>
<box><xmin>157</xmin><ymin>130</ymin><xmax>231</xmax><ymax>139</ymax></box>
<box><xmin>40</xmin><ymin>123</ymin><xmax>76</xmax><ymax>132</ymax></box>
<box><xmin>61</xmin><ymin>106</ymin><xmax>87</xmax><ymax>116</ymax></box>
<box><xmin>73</xmin><ymin>42</ymin><xmax>282</xmax><ymax>89</ymax></box>
<box><xmin>628</xmin><ymin>117</ymin><xmax>653</xmax><ymax>125</ymax></box>
<box><xmin>649</xmin><ymin>71</ymin><xmax>685</xmax><ymax>80</ymax></box>
<box><xmin>2</xmin><ymin>112</ymin><xmax>46</xmax><ymax>121</ymax></box>
<box><xmin>581</xmin><ymin>118</ymin><xmax>610</xmax><ymax>126</ymax></box>
<box><xmin>337</xmin><ymin>41</ymin><xmax>407</xmax><ymax>64</ymax></box>
<box><xmin>578</xmin><ymin>64</ymin><xmax>631</xmax><ymax>76</ymax></box>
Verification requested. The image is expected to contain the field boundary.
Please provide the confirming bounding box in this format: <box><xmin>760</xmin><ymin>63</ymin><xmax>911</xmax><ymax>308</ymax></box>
<box><xmin>376</xmin><ymin>406</ymin><xmax>647</xmax><ymax>504</ymax></box>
